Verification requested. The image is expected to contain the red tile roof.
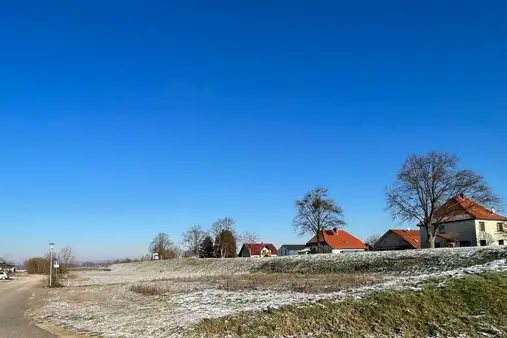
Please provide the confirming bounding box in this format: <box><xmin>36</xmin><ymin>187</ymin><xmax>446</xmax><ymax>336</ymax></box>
<box><xmin>417</xmin><ymin>196</ymin><xmax>507</xmax><ymax>226</ymax></box>
<box><xmin>307</xmin><ymin>229</ymin><xmax>367</xmax><ymax>250</ymax></box>
<box><xmin>453</xmin><ymin>196</ymin><xmax>507</xmax><ymax>221</ymax></box>
<box><xmin>243</xmin><ymin>243</ymin><xmax>278</xmax><ymax>256</ymax></box>
<box><xmin>389</xmin><ymin>229</ymin><xmax>421</xmax><ymax>249</ymax></box>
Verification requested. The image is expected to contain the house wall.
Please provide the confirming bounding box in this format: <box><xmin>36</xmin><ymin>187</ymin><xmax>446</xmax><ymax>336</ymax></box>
<box><xmin>278</xmin><ymin>248</ymin><xmax>300</xmax><ymax>256</ymax></box>
<box><xmin>375</xmin><ymin>232</ymin><xmax>416</xmax><ymax>250</ymax></box>
<box><xmin>420</xmin><ymin>219</ymin><xmax>477</xmax><ymax>248</ymax></box>
<box><xmin>306</xmin><ymin>243</ymin><xmax>332</xmax><ymax>253</ymax></box>
<box><xmin>475</xmin><ymin>220</ymin><xmax>507</xmax><ymax>246</ymax></box>
<box><xmin>331</xmin><ymin>249</ymin><xmax>365</xmax><ymax>254</ymax></box>
<box><xmin>238</xmin><ymin>247</ymin><xmax>251</xmax><ymax>257</ymax></box>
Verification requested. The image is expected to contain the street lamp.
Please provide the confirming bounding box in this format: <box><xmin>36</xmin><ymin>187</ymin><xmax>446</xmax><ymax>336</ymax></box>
<box><xmin>49</xmin><ymin>242</ymin><xmax>55</xmax><ymax>287</ymax></box>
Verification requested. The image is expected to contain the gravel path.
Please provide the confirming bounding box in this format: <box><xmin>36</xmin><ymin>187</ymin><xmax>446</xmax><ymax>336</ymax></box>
<box><xmin>0</xmin><ymin>276</ymin><xmax>57</xmax><ymax>338</ymax></box>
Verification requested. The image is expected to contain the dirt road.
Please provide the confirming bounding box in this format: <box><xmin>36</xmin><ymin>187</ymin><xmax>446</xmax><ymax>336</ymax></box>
<box><xmin>0</xmin><ymin>275</ymin><xmax>57</xmax><ymax>338</ymax></box>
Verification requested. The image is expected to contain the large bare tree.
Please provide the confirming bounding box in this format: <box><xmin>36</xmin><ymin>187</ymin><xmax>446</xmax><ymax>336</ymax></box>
<box><xmin>293</xmin><ymin>187</ymin><xmax>346</xmax><ymax>242</ymax></box>
<box><xmin>182</xmin><ymin>225</ymin><xmax>207</xmax><ymax>256</ymax></box>
<box><xmin>238</xmin><ymin>231</ymin><xmax>259</xmax><ymax>244</ymax></box>
<box><xmin>386</xmin><ymin>152</ymin><xmax>501</xmax><ymax>248</ymax></box>
<box><xmin>211</xmin><ymin>217</ymin><xmax>236</xmax><ymax>239</ymax></box>
<box><xmin>149</xmin><ymin>233</ymin><xmax>176</xmax><ymax>260</ymax></box>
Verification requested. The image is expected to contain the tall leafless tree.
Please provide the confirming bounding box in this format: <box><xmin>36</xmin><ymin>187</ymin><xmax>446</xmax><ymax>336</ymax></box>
<box><xmin>238</xmin><ymin>231</ymin><xmax>259</xmax><ymax>244</ymax></box>
<box><xmin>182</xmin><ymin>225</ymin><xmax>207</xmax><ymax>256</ymax></box>
<box><xmin>293</xmin><ymin>187</ymin><xmax>346</xmax><ymax>242</ymax></box>
<box><xmin>386</xmin><ymin>152</ymin><xmax>501</xmax><ymax>248</ymax></box>
<box><xmin>149</xmin><ymin>233</ymin><xmax>176</xmax><ymax>260</ymax></box>
<box><xmin>59</xmin><ymin>246</ymin><xmax>75</xmax><ymax>269</ymax></box>
<box><xmin>211</xmin><ymin>217</ymin><xmax>236</xmax><ymax>239</ymax></box>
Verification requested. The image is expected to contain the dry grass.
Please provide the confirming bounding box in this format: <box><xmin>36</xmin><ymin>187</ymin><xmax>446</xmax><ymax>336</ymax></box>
<box><xmin>204</xmin><ymin>273</ymin><xmax>383</xmax><ymax>293</ymax></box>
<box><xmin>125</xmin><ymin>273</ymin><xmax>383</xmax><ymax>297</ymax></box>
<box><xmin>129</xmin><ymin>283</ymin><xmax>165</xmax><ymax>295</ymax></box>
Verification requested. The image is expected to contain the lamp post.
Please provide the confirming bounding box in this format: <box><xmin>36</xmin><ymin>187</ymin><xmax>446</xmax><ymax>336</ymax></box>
<box><xmin>49</xmin><ymin>242</ymin><xmax>54</xmax><ymax>287</ymax></box>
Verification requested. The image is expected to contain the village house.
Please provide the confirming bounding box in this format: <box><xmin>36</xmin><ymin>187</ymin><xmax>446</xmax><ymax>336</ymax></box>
<box><xmin>374</xmin><ymin>229</ymin><xmax>459</xmax><ymax>251</ymax></box>
<box><xmin>277</xmin><ymin>244</ymin><xmax>306</xmax><ymax>256</ymax></box>
<box><xmin>306</xmin><ymin>228</ymin><xmax>366</xmax><ymax>253</ymax></box>
<box><xmin>418</xmin><ymin>195</ymin><xmax>507</xmax><ymax>248</ymax></box>
<box><xmin>238</xmin><ymin>243</ymin><xmax>278</xmax><ymax>257</ymax></box>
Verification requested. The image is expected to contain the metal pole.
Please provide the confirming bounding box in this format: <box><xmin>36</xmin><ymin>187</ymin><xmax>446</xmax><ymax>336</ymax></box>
<box><xmin>49</xmin><ymin>247</ymin><xmax>53</xmax><ymax>287</ymax></box>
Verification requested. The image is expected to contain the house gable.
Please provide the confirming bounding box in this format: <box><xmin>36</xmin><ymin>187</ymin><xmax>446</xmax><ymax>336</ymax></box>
<box><xmin>375</xmin><ymin>229</ymin><xmax>421</xmax><ymax>250</ymax></box>
<box><xmin>240</xmin><ymin>243</ymin><xmax>278</xmax><ymax>257</ymax></box>
<box><xmin>420</xmin><ymin>196</ymin><xmax>507</xmax><ymax>225</ymax></box>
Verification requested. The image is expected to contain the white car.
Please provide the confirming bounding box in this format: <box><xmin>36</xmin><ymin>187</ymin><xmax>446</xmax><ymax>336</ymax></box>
<box><xmin>0</xmin><ymin>271</ymin><xmax>9</xmax><ymax>280</ymax></box>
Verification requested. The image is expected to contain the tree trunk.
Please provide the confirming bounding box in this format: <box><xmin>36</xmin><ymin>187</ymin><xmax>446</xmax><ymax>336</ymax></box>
<box><xmin>427</xmin><ymin>229</ymin><xmax>436</xmax><ymax>248</ymax></box>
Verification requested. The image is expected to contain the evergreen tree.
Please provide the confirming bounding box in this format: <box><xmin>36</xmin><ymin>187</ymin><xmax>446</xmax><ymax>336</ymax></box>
<box><xmin>198</xmin><ymin>236</ymin><xmax>214</xmax><ymax>258</ymax></box>
<box><xmin>213</xmin><ymin>230</ymin><xmax>237</xmax><ymax>258</ymax></box>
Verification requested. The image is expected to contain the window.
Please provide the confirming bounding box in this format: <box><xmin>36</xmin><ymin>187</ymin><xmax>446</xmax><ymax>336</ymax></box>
<box><xmin>440</xmin><ymin>225</ymin><xmax>446</xmax><ymax>234</ymax></box>
<box><xmin>499</xmin><ymin>240</ymin><xmax>505</xmax><ymax>246</ymax></box>
<box><xmin>497</xmin><ymin>223</ymin><xmax>504</xmax><ymax>232</ymax></box>
<box><xmin>479</xmin><ymin>222</ymin><xmax>485</xmax><ymax>231</ymax></box>
<box><xmin>480</xmin><ymin>240</ymin><xmax>487</xmax><ymax>246</ymax></box>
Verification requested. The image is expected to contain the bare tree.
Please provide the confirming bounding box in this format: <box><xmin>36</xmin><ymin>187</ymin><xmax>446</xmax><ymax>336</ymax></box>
<box><xmin>172</xmin><ymin>244</ymin><xmax>184</xmax><ymax>259</ymax></box>
<box><xmin>238</xmin><ymin>231</ymin><xmax>259</xmax><ymax>244</ymax></box>
<box><xmin>386</xmin><ymin>152</ymin><xmax>501</xmax><ymax>248</ymax></box>
<box><xmin>293</xmin><ymin>187</ymin><xmax>346</xmax><ymax>242</ymax></box>
<box><xmin>149</xmin><ymin>233</ymin><xmax>176</xmax><ymax>260</ymax></box>
<box><xmin>59</xmin><ymin>246</ymin><xmax>75</xmax><ymax>269</ymax></box>
<box><xmin>477</xmin><ymin>232</ymin><xmax>495</xmax><ymax>246</ymax></box>
<box><xmin>182</xmin><ymin>225</ymin><xmax>207</xmax><ymax>256</ymax></box>
<box><xmin>365</xmin><ymin>234</ymin><xmax>381</xmax><ymax>248</ymax></box>
<box><xmin>211</xmin><ymin>217</ymin><xmax>237</xmax><ymax>239</ymax></box>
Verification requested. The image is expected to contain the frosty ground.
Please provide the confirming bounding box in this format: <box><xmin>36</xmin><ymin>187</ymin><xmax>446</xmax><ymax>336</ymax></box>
<box><xmin>29</xmin><ymin>247</ymin><xmax>507</xmax><ymax>337</ymax></box>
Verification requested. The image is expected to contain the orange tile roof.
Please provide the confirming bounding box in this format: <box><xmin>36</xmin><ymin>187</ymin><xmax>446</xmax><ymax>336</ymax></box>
<box><xmin>454</xmin><ymin>196</ymin><xmax>507</xmax><ymax>221</ymax></box>
<box><xmin>417</xmin><ymin>196</ymin><xmax>507</xmax><ymax>226</ymax></box>
<box><xmin>389</xmin><ymin>229</ymin><xmax>421</xmax><ymax>249</ymax></box>
<box><xmin>307</xmin><ymin>229</ymin><xmax>366</xmax><ymax>250</ymax></box>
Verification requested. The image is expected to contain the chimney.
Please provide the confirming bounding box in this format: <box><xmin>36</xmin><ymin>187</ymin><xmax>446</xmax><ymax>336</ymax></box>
<box><xmin>459</xmin><ymin>193</ymin><xmax>464</xmax><ymax>198</ymax></box>
<box><xmin>492</xmin><ymin>208</ymin><xmax>496</xmax><ymax>214</ymax></box>
<box><xmin>333</xmin><ymin>227</ymin><xmax>337</xmax><ymax>233</ymax></box>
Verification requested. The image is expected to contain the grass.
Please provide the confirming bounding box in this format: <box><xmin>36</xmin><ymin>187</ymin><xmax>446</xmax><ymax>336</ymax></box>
<box><xmin>206</xmin><ymin>273</ymin><xmax>382</xmax><ymax>293</ymax></box>
<box><xmin>129</xmin><ymin>283</ymin><xmax>164</xmax><ymax>295</ymax></box>
<box><xmin>188</xmin><ymin>272</ymin><xmax>507</xmax><ymax>338</ymax></box>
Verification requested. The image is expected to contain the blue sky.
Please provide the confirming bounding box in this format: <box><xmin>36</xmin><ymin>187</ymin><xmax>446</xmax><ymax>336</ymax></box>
<box><xmin>1</xmin><ymin>1</ymin><xmax>506</xmax><ymax>262</ymax></box>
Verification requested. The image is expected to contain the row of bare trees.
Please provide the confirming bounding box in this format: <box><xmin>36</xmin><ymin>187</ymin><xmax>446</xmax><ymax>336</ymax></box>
<box><xmin>148</xmin><ymin>217</ymin><xmax>260</xmax><ymax>259</ymax></box>
<box><xmin>291</xmin><ymin>151</ymin><xmax>503</xmax><ymax>249</ymax></box>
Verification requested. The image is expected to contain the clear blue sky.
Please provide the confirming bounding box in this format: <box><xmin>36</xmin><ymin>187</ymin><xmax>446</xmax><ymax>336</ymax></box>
<box><xmin>1</xmin><ymin>1</ymin><xmax>506</xmax><ymax>262</ymax></box>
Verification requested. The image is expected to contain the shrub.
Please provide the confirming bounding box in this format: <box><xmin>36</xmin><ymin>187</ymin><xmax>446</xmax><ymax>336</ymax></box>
<box><xmin>130</xmin><ymin>283</ymin><xmax>164</xmax><ymax>295</ymax></box>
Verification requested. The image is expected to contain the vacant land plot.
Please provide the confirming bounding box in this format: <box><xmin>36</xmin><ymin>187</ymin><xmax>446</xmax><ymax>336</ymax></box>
<box><xmin>28</xmin><ymin>247</ymin><xmax>507</xmax><ymax>338</ymax></box>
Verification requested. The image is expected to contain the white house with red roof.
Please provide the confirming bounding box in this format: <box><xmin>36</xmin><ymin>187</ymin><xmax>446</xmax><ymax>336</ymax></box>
<box><xmin>305</xmin><ymin>228</ymin><xmax>366</xmax><ymax>253</ymax></box>
<box><xmin>238</xmin><ymin>243</ymin><xmax>278</xmax><ymax>257</ymax></box>
<box><xmin>418</xmin><ymin>195</ymin><xmax>507</xmax><ymax>248</ymax></box>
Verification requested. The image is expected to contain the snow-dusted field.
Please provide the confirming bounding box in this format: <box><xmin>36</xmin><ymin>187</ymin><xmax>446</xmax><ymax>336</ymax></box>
<box><xmin>28</xmin><ymin>247</ymin><xmax>507</xmax><ymax>338</ymax></box>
